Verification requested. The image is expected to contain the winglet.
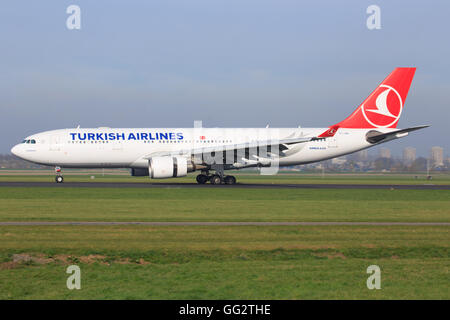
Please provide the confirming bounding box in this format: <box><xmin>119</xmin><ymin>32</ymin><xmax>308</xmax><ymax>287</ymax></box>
<box><xmin>318</xmin><ymin>125</ymin><xmax>340</xmax><ymax>138</ymax></box>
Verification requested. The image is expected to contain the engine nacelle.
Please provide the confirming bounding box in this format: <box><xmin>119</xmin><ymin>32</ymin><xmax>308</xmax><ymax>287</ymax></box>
<box><xmin>149</xmin><ymin>156</ymin><xmax>193</xmax><ymax>179</ymax></box>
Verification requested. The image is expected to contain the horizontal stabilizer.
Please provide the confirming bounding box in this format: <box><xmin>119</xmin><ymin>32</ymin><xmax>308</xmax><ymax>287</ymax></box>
<box><xmin>366</xmin><ymin>125</ymin><xmax>429</xmax><ymax>144</ymax></box>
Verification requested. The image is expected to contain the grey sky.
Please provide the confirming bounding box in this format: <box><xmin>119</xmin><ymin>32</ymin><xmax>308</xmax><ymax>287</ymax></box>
<box><xmin>0</xmin><ymin>1</ymin><xmax>449</xmax><ymax>157</ymax></box>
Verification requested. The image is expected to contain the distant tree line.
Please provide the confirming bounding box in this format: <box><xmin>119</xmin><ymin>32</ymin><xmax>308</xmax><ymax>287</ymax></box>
<box><xmin>0</xmin><ymin>154</ymin><xmax>47</xmax><ymax>169</ymax></box>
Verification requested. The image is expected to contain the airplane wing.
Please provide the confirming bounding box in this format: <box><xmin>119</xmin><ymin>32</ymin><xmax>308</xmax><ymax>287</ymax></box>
<box><xmin>145</xmin><ymin>135</ymin><xmax>320</xmax><ymax>160</ymax></box>
<box><xmin>366</xmin><ymin>125</ymin><xmax>429</xmax><ymax>144</ymax></box>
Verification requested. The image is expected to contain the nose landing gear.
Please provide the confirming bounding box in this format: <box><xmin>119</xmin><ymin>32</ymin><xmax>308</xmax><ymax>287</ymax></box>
<box><xmin>55</xmin><ymin>167</ymin><xmax>64</xmax><ymax>183</ymax></box>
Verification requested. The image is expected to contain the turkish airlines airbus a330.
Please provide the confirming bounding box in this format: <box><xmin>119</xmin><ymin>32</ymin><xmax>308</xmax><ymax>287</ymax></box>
<box><xmin>11</xmin><ymin>68</ymin><xmax>428</xmax><ymax>184</ymax></box>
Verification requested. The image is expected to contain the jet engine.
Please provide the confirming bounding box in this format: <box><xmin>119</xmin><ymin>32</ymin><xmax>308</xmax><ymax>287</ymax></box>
<box><xmin>149</xmin><ymin>156</ymin><xmax>195</xmax><ymax>179</ymax></box>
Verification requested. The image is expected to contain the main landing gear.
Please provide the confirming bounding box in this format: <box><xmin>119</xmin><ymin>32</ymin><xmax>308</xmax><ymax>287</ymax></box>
<box><xmin>196</xmin><ymin>173</ymin><xmax>237</xmax><ymax>185</ymax></box>
<box><xmin>55</xmin><ymin>166</ymin><xmax>64</xmax><ymax>183</ymax></box>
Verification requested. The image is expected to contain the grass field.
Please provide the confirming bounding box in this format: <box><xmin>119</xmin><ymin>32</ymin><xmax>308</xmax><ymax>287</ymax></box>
<box><xmin>0</xmin><ymin>187</ymin><xmax>449</xmax><ymax>222</ymax></box>
<box><xmin>0</xmin><ymin>172</ymin><xmax>448</xmax><ymax>299</ymax></box>
<box><xmin>0</xmin><ymin>225</ymin><xmax>448</xmax><ymax>299</ymax></box>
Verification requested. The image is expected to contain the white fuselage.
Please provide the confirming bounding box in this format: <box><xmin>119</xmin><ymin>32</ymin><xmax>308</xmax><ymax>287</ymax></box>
<box><xmin>10</xmin><ymin>127</ymin><xmax>389</xmax><ymax>170</ymax></box>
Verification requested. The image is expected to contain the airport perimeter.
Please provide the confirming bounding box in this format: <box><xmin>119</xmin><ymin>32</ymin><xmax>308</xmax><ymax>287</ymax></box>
<box><xmin>0</xmin><ymin>171</ymin><xmax>448</xmax><ymax>299</ymax></box>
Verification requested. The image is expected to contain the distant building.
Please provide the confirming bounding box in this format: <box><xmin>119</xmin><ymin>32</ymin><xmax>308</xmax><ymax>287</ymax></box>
<box><xmin>331</xmin><ymin>157</ymin><xmax>347</xmax><ymax>165</ymax></box>
<box><xmin>403</xmin><ymin>147</ymin><xmax>416</xmax><ymax>165</ymax></box>
<box><xmin>379</xmin><ymin>148</ymin><xmax>391</xmax><ymax>159</ymax></box>
<box><xmin>355</xmin><ymin>149</ymin><xmax>368</xmax><ymax>162</ymax></box>
<box><xmin>431</xmin><ymin>146</ymin><xmax>444</xmax><ymax>167</ymax></box>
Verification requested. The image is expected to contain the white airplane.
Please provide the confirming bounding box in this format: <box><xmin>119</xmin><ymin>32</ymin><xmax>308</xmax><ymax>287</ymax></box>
<box><xmin>11</xmin><ymin>68</ymin><xmax>428</xmax><ymax>185</ymax></box>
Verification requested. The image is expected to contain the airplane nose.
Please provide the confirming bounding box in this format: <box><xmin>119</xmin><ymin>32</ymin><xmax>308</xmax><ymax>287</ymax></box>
<box><xmin>11</xmin><ymin>145</ymin><xmax>20</xmax><ymax>157</ymax></box>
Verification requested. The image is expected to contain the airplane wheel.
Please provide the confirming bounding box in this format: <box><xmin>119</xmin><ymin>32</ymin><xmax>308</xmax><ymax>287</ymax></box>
<box><xmin>224</xmin><ymin>175</ymin><xmax>236</xmax><ymax>185</ymax></box>
<box><xmin>55</xmin><ymin>176</ymin><xmax>64</xmax><ymax>183</ymax></box>
<box><xmin>196</xmin><ymin>174</ymin><xmax>208</xmax><ymax>184</ymax></box>
<box><xmin>210</xmin><ymin>175</ymin><xmax>222</xmax><ymax>185</ymax></box>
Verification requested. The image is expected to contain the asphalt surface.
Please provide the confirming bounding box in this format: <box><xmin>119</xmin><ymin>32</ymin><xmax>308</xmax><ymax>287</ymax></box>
<box><xmin>0</xmin><ymin>181</ymin><xmax>449</xmax><ymax>190</ymax></box>
<box><xmin>0</xmin><ymin>221</ymin><xmax>448</xmax><ymax>226</ymax></box>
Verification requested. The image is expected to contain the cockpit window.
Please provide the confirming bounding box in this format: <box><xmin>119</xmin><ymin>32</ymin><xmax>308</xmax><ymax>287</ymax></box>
<box><xmin>22</xmin><ymin>139</ymin><xmax>36</xmax><ymax>144</ymax></box>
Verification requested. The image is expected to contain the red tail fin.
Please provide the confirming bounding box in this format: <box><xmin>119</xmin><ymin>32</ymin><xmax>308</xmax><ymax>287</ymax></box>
<box><xmin>336</xmin><ymin>68</ymin><xmax>416</xmax><ymax>129</ymax></box>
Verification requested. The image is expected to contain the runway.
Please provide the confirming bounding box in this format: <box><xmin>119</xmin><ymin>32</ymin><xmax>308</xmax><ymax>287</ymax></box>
<box><xmin>0</xmin><ymin>181</ymin><xmax>449</xmax><ymax>190</ymax></box>
<box><xmin>0</xmin><ymin>221</ymin><xmax>448</xmax><ymax>226</ymax></box>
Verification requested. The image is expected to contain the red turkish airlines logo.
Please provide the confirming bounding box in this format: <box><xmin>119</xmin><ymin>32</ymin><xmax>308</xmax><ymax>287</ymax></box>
<box><xmin>361</xmin><ymin>84</ymin><xmax>403</xmax><ymax>128</ymax></box>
